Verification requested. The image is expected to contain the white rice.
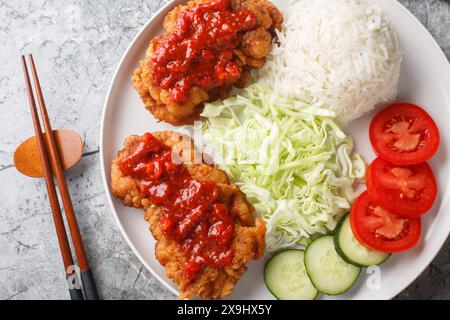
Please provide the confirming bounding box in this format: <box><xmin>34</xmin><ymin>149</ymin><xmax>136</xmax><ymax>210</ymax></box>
<box><xmin>257</xmin><ymin>0</ymin><xmax>403</xmax><ymax>123</ymax></box>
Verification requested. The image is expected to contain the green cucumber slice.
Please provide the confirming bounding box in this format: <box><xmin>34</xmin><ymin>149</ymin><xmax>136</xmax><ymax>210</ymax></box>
<box><xmin>335</xmin><ymin>215</ymin><xmax>391</xmax><ymax>267</ymax></box>
<box><xmin>264</xmin><ymin>250</ymin><xmax>319</xmax><ymax>300</ymax></box>
<box><xmin>305</xmin><ymin>236</ymin><xmax>361</xmax><ymax>295</ymax></box>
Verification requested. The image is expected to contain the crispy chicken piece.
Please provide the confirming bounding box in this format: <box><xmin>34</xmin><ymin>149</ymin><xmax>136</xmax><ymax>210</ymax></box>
<box><xmin>242</xmin><ymin>28</ymin><xmax>272</xmax><ymax>60</ymax></box>
<box><xmin>231</xmin><ymin>0</ymin><xmax>283</xmax><ymax>30</ymax></box>
<box><xmin>132</xmin><ymin>0</ymin><xmax>283</xmax><ymax>125</ymax></box>
<box><xmin>132</xmin><ymin>39</ymin><xmax>210</xmax><ymax>125</ymax></box>
<box><xmin>111</xmin><ymin>132</ymin><xmax>266</xmax><ymax>299</ymax></box>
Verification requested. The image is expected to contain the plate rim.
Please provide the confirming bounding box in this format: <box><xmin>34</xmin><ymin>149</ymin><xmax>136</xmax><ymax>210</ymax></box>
<box><xmin>100</xmin><ymin>0</ymin><xmax>183</xmax><ymax>298</ymax></box>
<box><xmin>100</xmin><ymin>0</ymin><xmax>450</xmax><ymax>300</ymax></box>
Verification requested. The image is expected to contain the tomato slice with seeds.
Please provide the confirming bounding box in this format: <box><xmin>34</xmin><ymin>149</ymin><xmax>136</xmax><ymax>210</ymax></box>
<box><xmin>369</xmin><ymin>103</ymin><xmax>440</xmax><ymax>165</ymax></box>
<box><xmin>350</xmin><ymin>192</ymin><xmax>421</xmax><ymax>253</ymax></box>
<box><xmin>366</xmin><ymin>157</ymin><xmax>437</xmax><ymax>218</ymax></box>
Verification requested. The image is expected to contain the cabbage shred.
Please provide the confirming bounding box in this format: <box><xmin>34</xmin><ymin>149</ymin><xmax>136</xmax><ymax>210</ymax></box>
<box><xmin>201</xmin><ymin>84</ymin><xmax>366</xmax><ymax>251</ymax></box>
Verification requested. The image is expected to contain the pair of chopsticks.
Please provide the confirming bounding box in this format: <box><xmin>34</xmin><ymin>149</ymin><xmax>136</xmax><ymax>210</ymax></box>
<box><xmin>21</xmin><ymin>54</ymin><xmax>99</xmax><ymax>300</ymax></box>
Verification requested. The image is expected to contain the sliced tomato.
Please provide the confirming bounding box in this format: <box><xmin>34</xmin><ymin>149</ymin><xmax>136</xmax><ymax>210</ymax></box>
<box><xmin>369</xmin><ymin>103</ymin><xmax>440</xmax><ymax>165</ymax></box>
<box><xmin>350</xmin><ymin>192</ymin><xmax>421</xmax><ymax>253</ymax></box>
<box><xmin>366</xmin><ymin>157</ymin><xmax>437</xmax><ymax>218</ymax></box>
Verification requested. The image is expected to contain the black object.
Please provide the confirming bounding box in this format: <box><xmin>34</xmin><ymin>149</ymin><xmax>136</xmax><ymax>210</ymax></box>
<box><xmin>68</xmin><ymin>287</ymin><xmax>84</xmax><ymax>300</ymax></box>
<box><xmin>81</xmin><ymin>269</ymin><xmax>99</xmax><ymax>300</ymax></box>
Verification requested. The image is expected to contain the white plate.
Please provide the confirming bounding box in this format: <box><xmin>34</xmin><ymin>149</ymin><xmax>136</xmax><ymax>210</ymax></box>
<box><xmin>100</xmin><ymin>0</ymin><xmax>450</xmax><ymax>300</ymax></box>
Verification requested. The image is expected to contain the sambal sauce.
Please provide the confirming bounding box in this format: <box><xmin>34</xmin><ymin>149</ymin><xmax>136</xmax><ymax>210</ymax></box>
<box><xmin>120</xmin><ymin>133</ymin><xmax>235</xmax><ymax>280</ymax></box>
<box><xmin>151</xmin><ymin>0</ymin><xmax>256</xmax><ymax>103</ymax></box>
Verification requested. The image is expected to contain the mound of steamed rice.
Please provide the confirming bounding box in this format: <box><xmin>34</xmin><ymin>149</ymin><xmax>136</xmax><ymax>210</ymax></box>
<box><xmin>258</xmin><ymin>0</ymin><xmax>403</xmax><ymax>123</ymax></box>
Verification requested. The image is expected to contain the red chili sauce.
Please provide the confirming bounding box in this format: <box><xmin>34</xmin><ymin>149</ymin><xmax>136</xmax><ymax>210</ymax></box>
<box><xmin>151</xmin><ymin>0</ymin><xmax>256</xmax><ymax>103</ymax></box>
<box><xmin>120</xmin><ymin>133</ymin><xmax>235</xmax><ymax>280</ymax></box>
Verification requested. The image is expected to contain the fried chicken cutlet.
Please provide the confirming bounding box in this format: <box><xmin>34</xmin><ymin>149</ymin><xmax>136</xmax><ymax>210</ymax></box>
<box><xmin>111</xmin><ymin>132</ymin><xmax>266</xmax><ymax>299</ymax></box>
<box><xmin>132</xmin><ymin>0</ymin><xmax>283</xmax><ymax>125</ymax></box>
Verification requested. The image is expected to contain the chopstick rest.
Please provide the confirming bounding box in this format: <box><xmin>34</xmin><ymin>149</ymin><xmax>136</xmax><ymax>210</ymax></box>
<box><xmin>14</xmin><ymin>129</ymin><xmax>84</xmax><ymax>178</ymax></box>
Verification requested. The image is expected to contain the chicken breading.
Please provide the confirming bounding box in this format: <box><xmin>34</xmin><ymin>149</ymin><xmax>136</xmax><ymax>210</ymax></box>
<box><xmin>111</xmin><ymin>132</ymin><xmax>266</xmax><ymax>299</ymax></box>
<box><xmin>132</xmin><ymin>0</ymin><xmax>283</xmax><ymax>125</ymax></box>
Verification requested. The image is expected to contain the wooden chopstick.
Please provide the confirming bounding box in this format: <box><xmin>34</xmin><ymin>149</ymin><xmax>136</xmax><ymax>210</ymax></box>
<box><xmin>21</xmin><ymin>56</ymin><xmax>84</xmax><ymax>300</ymax></box>
<box><xmin>26</xmin><ymin>54</ymin><xmax>99</xmax><ymax>300</ymax></box>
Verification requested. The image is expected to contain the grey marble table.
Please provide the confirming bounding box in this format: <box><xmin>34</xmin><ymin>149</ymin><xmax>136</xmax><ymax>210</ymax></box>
<box><xmin>0</xmin><ymin>0</ymin><xmax>449</xmax><ymax>300</ymax></box>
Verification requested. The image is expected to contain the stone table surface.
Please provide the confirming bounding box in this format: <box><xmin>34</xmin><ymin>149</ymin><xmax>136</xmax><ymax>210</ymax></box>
<box><xmin>0</xmin><ymin>0</ymin><xmax>449</xmax><ymax>300</ymax></box>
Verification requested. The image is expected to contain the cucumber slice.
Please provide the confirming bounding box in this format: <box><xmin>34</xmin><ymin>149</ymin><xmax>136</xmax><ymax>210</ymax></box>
<box><xmin>264</xmin><ymin>250</ymin><xmax>319</xmax><ymax>300</ymax></box>
<box><xmin>305</xmin><ymin>236</ymin><xmax>361</xmax><ymax>295</ymax></box>
<box><xmin>335</xmin><ymin>215</ymin><xmax>391</xmax><ymax>267</ymax></box>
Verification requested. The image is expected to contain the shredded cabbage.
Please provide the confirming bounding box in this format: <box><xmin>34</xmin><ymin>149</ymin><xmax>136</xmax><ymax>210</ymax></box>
<box><xmin>201</xmin><ymin>84</ymin><xmax>366</xmax><ymax>252</ymax></box>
